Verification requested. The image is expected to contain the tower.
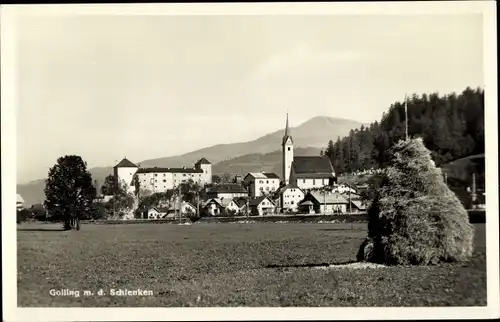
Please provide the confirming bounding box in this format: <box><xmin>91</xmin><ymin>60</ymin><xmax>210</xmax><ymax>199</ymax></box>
<box><xmin>195</xmin><ymin>158</ymin><xmax>212</xmax><ymax>185</ymax></box>
<box><xmin>113</xmin><ymin>157</ymin><xmax>139</xmax><ymax>195</ymax></box>
<box><xmin>282</xmin><ymin>113</ymin><xmax>294</xmax><ymax>184</ymax></box>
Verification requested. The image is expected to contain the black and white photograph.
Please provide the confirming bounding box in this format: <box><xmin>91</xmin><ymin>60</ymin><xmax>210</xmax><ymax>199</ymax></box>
<box><xmin>1</xmin><ymin>1</ymin><xmax>498</xmax><ymax>321</ymax></box>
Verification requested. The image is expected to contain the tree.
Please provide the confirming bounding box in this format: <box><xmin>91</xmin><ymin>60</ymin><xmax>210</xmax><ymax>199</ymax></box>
<box><xmin>104</xmin><ymin>179</ymin><xmax>135</xmax><ymax>219</ymax></box>
<box><xmin>44</xmin><ymin>155</ymin><xmax>96</xmax><ymax>231</ymax></box>
<box><xmin>101</xmin><ymin>174</ymin><xmax>116</xmax><ymax>196</ymax></box>
<box><xmin>221</xmin><ymin>172</ymin><xmax>232</xmax><ymax>184</ymax></box>
<box><xmin>212</xmin><ymin>175</ymin><xmax>222</xmax><ymax>184</ymax></box>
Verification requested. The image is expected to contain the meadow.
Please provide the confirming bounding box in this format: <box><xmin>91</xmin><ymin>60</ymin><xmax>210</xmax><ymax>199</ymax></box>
<box><xmin>17</xmin><ymin>222</ymin><xmax>486</xmax><ymax>307</ymax></box>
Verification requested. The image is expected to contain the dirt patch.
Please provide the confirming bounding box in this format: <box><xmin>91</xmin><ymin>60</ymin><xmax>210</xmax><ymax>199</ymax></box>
<box><xmin>316</xmin><ymin>262</ymin><xmax>387</xmax><ymax>269</ymax></box>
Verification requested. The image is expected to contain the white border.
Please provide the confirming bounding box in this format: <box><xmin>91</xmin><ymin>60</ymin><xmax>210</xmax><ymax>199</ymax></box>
<box><xmin>2</xmin><ymin>1</ymin><xmax>498</xmax><ymax>321</ymax></box>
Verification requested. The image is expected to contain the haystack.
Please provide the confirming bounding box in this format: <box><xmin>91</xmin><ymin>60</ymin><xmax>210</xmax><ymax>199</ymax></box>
<box><xmin>357</xmin><ymin>138</ymin><xmax>474</xmax><ymax>265</ymax></box>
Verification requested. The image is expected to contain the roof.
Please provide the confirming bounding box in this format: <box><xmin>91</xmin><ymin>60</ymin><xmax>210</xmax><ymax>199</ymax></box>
<box><xmin>292</xmin><ymin>156</ymin><xmax>335</xmax><ymax>175</ymax></box>
<box><xmin>195</xmin><ymin>158</ymin><xmax>211</xmax><ymax>165</ymax></box>
<box><xmin>233</xmin><ymin>197</ymin><xmax>248</xmax><ymax>208</ymax></box>
<box><xmin>203</xmin><ymin>198</ymin><xmax>224</xmax><ymax>208</ymax></box>
<box><xmin>17</xmin><ymin>194</ymin><xmax>24</xmax><ymax>204</ymax></box>
<box><xmin>244</xmin><ymin>172</ymin><xmax>280</xmax><ymax>180</ymax></box>
<box><xmin>263</xmin><ymin>173</ymin><xmax>280</xmax><ymax>179</ymax></box>
<box><xmin>249</xmin><ymin>196</ymin><xmax>275</xmax><ymax>206</ymax></box>
<box><xmin>114</xmin><ymin>158</ymin><xmax>138</xmax><ymax>168</ymax></box>
<box><xmin>309</xmin><ymin>191</ymin><xmax>350</xmax><ymax>204</ymax></box>
<box><xmin>341</xmin><ymin>192</ymin><xmax>362</xmax><ymax>200</ymax></box>
<box><xmin>277</xmin><ymin>183</ymin><xmax>303</xmax><ymax>194</ymax></box>
<box><xmin>350</xmin><ymin>200</ymin><xmax>367</xmax><ymax>210</ymax></box>
<box><xmin>136</xmin><ymin>167</ymin><xmax>203</xmax><ymax>174</ymax></box>
<box><xmin>300</xmin><ymin>200</ymin><xmax>314</xmax><ymax>206</ymax></box>
<box><xmin>294</xmin><ymin>173</ymin><xmax>335</xmax><ymax>179</ymax></box>
<box><xmin>207</xmin><ymin>184</ymin><xmax>248</xmax><ymax>194</ymax></box>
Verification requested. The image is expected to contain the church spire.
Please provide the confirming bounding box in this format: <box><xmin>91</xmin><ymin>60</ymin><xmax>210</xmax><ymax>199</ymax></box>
<box><xmin>285</xmin><ymin>113</ymin><xmax>289</xmax><ymax>137</ymax></box>
<box><xmin>282</xmin><ymin>113</ymin><xmax>293</xmax><ymax>146</ymax></box>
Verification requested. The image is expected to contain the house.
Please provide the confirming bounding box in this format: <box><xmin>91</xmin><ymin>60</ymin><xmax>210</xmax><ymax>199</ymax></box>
<box><xmin>233</xmin><ymin>197</ymin><xmax>249</xmax><ymax>214</ymax></box>
<box><xmin>146</xmin><ymin>207</ymin><xmax>167</xmax><ymax>219</ymax></box>
<box><xmin>249</xmin><ymin>196</ymin><xmax>276</xmax><ymax>216</ymax></box>
<box><xmin>202</xmin><ymin>198</ymin><xmax>225</xmax><ymax>216</ymax></box>
<box><xmin>298</xmin><ymin>191</ymin><xmax>350</xmax><ymax>214</ymax></box>
<box><xmin>219</xmin><ymin>198</ymin><xmax>241</xmax><ymax>215</ymax></box>
<box><xmin>280</xmin><ymin>113</ymin><xmax>336</xmax><ymax>190</ymax></box>
<box><xmin>243</xmin><ymin>172</ymin><xmax>281</xmax><ymax>198</ymax></box>
<box><xmin>340</xmin><ymin>191</ymin><xmax>367</xmax><ymax>212</ymax></box>
<box><xmin>114</xmin><ymin>157</ymin><xmax>212</xmax><ymax>195</ymax></box>
<box><xmin>205</xmin><ymin>183</ymin><xmax>248</xmax><ymax>200</ymax></box>
<box><xmin>277</xmin><ymin>183</ymin><xmax>305</xmax><ymax>213</ymax></box>
<box><xmin>167</xmin><ymin>201</ymin><xmax>197</xmax><ymax>217</ymax></box>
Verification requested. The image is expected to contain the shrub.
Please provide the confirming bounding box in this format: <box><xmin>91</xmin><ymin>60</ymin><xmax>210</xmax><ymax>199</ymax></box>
<box><xmin>17</xmin><ymin>208</ymin><xmax>32</xmax><ymax>223</ymax></box>
<box><xmin>357</xmin><ymin>138</ymin><xmax>475</xmax><ymax>265</ymax></box>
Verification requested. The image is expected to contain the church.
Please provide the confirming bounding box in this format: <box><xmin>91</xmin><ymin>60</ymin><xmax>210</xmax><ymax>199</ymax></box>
<box><xmin>281</xmin><ymin>114</ymin><xmax>337</xmax><ymax>190</ymax></box>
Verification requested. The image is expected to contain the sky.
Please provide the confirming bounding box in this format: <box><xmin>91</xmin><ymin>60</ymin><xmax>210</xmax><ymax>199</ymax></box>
<box><xmin>15</xmin><ymin>13</ymin><xmax>484</xmax><ymax>184</ymax></box>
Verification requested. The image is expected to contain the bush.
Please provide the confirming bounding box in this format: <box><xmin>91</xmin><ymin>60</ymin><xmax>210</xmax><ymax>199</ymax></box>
<box><xmin>17</xmin><ymin>209</ymin><xmax>32</xmax><ymax>223</ymax></box>
<box><xmin>357</xmin><ymin>138</ymin><xmax>475</xmax><ymax>265</ymax></box>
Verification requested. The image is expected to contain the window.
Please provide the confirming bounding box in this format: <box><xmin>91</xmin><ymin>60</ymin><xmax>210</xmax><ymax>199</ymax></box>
<box><xmin>291</xmin><ymin>201</ymin><xmax>294</xmax><ymax>205</ymax></box>
<box><xmin>259</xmin><ymin>180</ymin><xmax>263</xmax><ymax>184</ymax></box>
<box><xmin>303</xmin><ymin>179</ymin><xmax>306</xmax><ymax>183</ymax></box>
<box><xmin>183</xmin><ymin>174</ymin><xmax>186</xmax><ymax>177</ymax></box>
<box><xmin>266</xmin><ymin>187</ymin><xmax>270</xmax><ymax>191</ymax></box>
<box><xmin>288</xmin><ymin>147</ymin><xmax>291</xmax><ymax>151</ymax></box>
<box><xmin>313</xmin><ymin>179</ymin><xmax>316</xmax><ymax>185</ymax></box>
<box><xmin>260</xmin><ymin>187</ymin><xmax>264</xmax><ymax>191</ymax></box>
<box><xmin>154</xmin><ymin>174</ymin><xmax>158</xmax><ymax>177</ymax></box>
<box><xmin>163</xmin><ymin>180</ymin><xmax>166</xmax><ymax>183</ymax></box>
<box><xmin>155</xmin><ymin>180</ymin><xmax>157</xmax><ymax>183</ymax></box>
<box><xmin>163</xmin><ymin>174</ymin><xmax>166</xmax><ymax>177</ymax></box>
<box><xmin>266</xmin><ymin>180</ymin><xmax>269</xmax><ymax>183</ymax></box>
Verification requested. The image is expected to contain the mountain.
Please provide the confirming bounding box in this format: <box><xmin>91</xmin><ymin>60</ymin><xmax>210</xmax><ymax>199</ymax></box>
<box><xmin>17</xmin><ymin>116</ymin><xmax>363</xmax><ymax>206</ymax></box>
<box><xmin>212</xmin><ymin>147</ymin><xmax>322</xmax><ymax>176</ymax></box>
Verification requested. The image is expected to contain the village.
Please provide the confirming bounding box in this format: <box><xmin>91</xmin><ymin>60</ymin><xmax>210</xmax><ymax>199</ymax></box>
<box><xmin>103</xmin><ymin>114</ymin><xmax>372</xmax><ymax>221</ymax></box>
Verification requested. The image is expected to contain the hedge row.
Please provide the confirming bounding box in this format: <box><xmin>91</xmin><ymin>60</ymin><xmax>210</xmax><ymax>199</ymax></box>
<box><xmin>76</xmin><ymin>210</ymin><xmax>484</xmax><ymax>225</ymax></box>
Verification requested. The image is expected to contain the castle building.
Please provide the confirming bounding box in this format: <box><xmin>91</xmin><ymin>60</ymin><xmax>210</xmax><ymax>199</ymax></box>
<box><xmin>281</xmin><ymin>114</ymin><xmax>336</xmax><ymax>191</ymax></box>
<box><xmin>113</xmin><ymin>157</ymin><xmax>212</xmax><ymax>195</ymax></box>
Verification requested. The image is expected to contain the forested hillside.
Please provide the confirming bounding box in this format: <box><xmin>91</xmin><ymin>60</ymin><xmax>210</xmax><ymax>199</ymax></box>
<box><xmin>325</xmin><ymin>87</ymin><xmax>484</xmax><ymax>175</ymax></box>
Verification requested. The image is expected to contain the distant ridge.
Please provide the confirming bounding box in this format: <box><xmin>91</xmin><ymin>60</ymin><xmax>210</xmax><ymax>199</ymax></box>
<box><xmin>17</xmin><ymin>116</ymin><xmax>363</xmax><ymax>206</ymax></box>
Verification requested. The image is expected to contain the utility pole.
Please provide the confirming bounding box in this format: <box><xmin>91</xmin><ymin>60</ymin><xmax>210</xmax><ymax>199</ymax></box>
<box><xmin>178</xmin><ymin>184</ymin><xmax>182</xmax><ymax>223</ymax></box>
<box><xmin>471</xmin><ymin>173</ymin><xmax>477</xmax><ymax>209</ymax></box>
<box><xmin>347</xmin><ymin>186</ymin><xmax>352</xmax><ymax>214</ymax></box>
<box><xmin>405</xmin><ymin>94</ymin><xmax>409</xmax><ymax>140</ymax></box>
<box><xmin>323</xmin><ymin>188</ymin><xmax>326</xmax><ymax>215</ymax></box>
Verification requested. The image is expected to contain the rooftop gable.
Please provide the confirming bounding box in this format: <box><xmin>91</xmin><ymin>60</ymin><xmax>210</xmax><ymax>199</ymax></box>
<box><xmin>114</xmin><ymin>158</ymin><xmax>138</xmax><ymax>168</ymax></box>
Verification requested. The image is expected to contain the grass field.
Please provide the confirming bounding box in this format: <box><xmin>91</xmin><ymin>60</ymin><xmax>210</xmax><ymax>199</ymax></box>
<box><xmin>17</xmin><ymin>222</ymin><xmax>486</xmax><ymax>307</ymax></box>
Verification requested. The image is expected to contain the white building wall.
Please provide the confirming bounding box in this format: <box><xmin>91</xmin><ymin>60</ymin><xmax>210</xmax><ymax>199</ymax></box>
<box><xmin>319</xmin><ymin>204</ymin><xmax>347</xmax><ymax>214</ymax></box>
<box><xmin>296</xmin><ymin>177</ymin><xmax>332</xmax><ymax>190</ymax></box>
<box><xmin>137</xmin><ymin>172</ymin><xmax>174</xmax><ymax>193</ymax></box>
<box><xmin>282</xmin><ymin>138</ymin><xmax>294</xmax><ymax>184</ymax></box>
<box><xmin>116</xmin><ymin>166</ymin><xmax>138</xmax><ymax>194</ymax></box>
<box><xmin>256</xmin><ymin>199</ymin><xmax>276</xmax><ymax>216</ymax></box>
<box><xmin>281</xmin><ymin>188</ymin><xmax>305</xmax><ymax>211</ymax></box>
<box><xmin>254</xmin><ymin>178</ymin><xmax>280</xmax><ymax>197</ymax></box>
<box><xmin>217</xmin><ymin>192</ymin><xmax>248</xmax><ymax>199</ymax></box>
<box><xmin>200</xmin><ymin>164</ymin><xmax>212</xmax><ymax>185</ymax></box>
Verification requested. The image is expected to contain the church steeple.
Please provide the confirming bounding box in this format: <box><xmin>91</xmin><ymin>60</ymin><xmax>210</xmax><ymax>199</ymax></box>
<box><xmin>282</xmin><ymin>113</ymin><xmax>293</xmax><ymax>146</ymax></box>
<box><xmin>282</xmin><ymin>113</ymin><xmax>294</xmax><ymax>184</ymax></box>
